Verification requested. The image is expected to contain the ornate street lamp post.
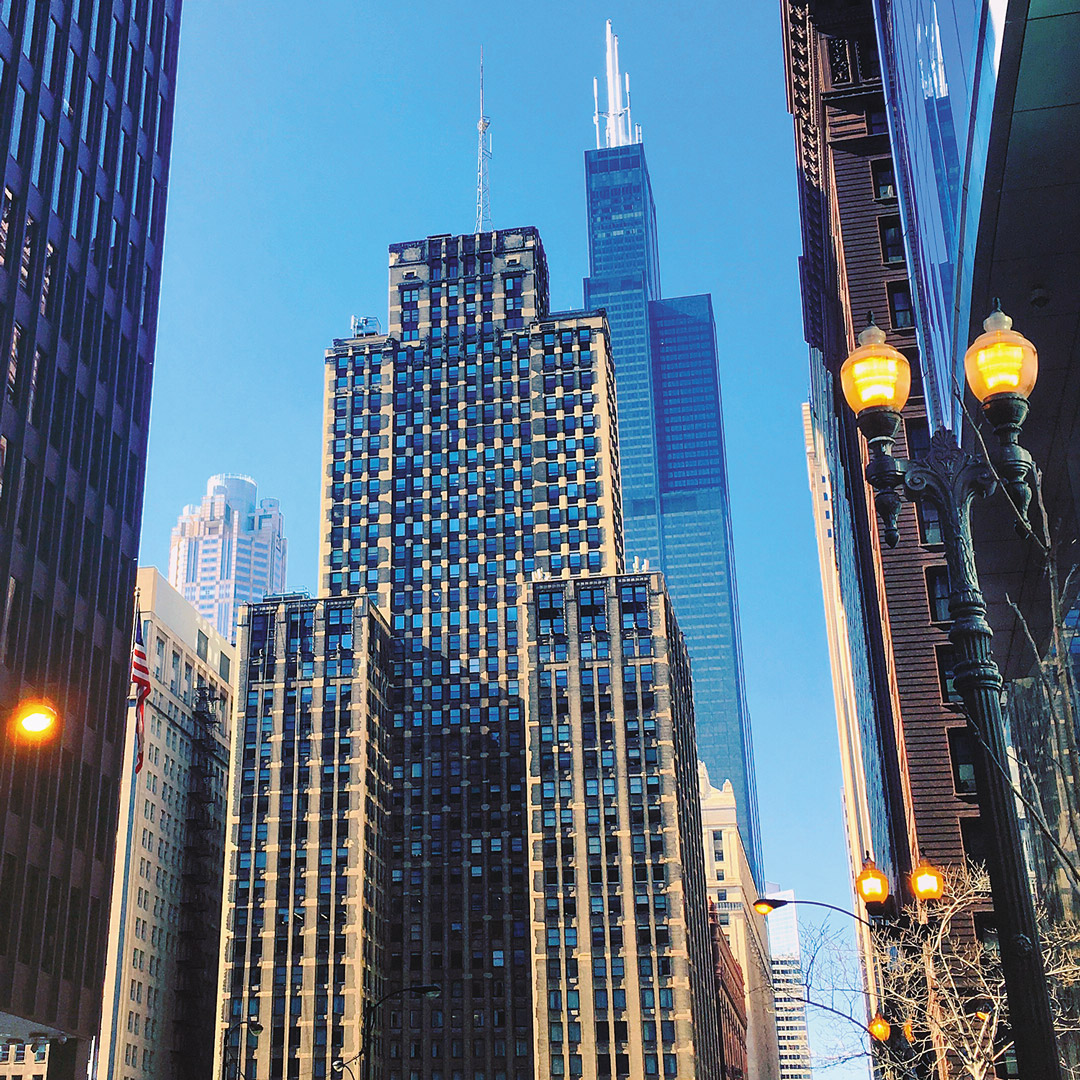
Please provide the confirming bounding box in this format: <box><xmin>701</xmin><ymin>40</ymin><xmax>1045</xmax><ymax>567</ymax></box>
<box><xmin>839</xmin><ymin>304</ymin><xmax>1059</xmax><ymax>1078</ymax></box>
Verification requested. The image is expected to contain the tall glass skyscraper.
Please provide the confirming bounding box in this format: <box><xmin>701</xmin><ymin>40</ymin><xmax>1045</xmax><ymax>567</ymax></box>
<box><xmin>584</xmin><ymin>29</ymin><xmax>762</xmax><ymax>883</ymax></box>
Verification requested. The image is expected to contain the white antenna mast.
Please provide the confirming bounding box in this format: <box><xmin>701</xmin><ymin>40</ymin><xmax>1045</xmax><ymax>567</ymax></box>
<box><xmin>593</xmin><ymin>77</ymin><xmax>601</xmax><ymax>149</ymax></box>
<box><xmin>596</xmin><ymin>20</ymin><xmax>639</xmax><ymax>148</ymax></box>
<box><xmin>475</xmin><ymin>47</ymin><xmax>492</xmax><ymax>234</ymax></box>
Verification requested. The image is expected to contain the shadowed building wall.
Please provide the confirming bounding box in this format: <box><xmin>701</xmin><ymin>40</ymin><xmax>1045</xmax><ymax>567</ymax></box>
<box><xmin>0</xmin><ymin>1</ymin><xmax>182</xmax><ymax>1073</ymax></box>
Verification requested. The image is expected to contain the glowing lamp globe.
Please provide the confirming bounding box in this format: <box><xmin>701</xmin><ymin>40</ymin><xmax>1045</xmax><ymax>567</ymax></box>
<box><xmin>869</xmin><ymin>1014</ymin><xmax>891</xmax><ymax>1042</ymax></box>
<box><xmin>12</xmin><ymin>699</ymin><xmax>58</xmax><ymax>742</ymax></box>
<box><xmin>911</xmin><ymin>863</ymin><xmax>945</xmax><ymax>901</ymax></box>
<box><xmin>753</xmin><ymin>898</ymin><xmax>782</xmax><ymax>916</ymax></box>
<box><xmin>964</xmin><ymin>305</ymin><xmax>1038</xmax><ymax>403</ymax></box>
<box><xmin>840</xmin><ymin>321</ymin><xmax>911</xmax><ymax>415</ymax></box>
<box><xmin>856</xmin><ymin>858</ymin><xmax>889</xmax><ymax>905</ymax></box>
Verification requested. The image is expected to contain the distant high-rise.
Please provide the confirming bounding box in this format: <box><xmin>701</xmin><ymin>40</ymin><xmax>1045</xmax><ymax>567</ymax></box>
<box><xmin>0</xmin><ymin>0</ymin><xmax>182</xmax><ymax>1072</ymax></box>
<box><xmin>764</xmin><ymin>886</ymin><xmax>811</xmax><ymax>1080</ymax></box>
<box><xmin>98</xmin><ymin>568</ymin><xmax>234</xmax><ymax>1080</ymax></box>
<box><xmin>699</xmin><ymin>766</ymin><xmax>780</xmax><ymax>1080</ymax></box>
<box><xmin>584</xmin><ymin>24</ymin><xmax>761</xmax><ymax>884</ymax></box>
<box><xmin>168</xmin><ymin>474</ymin><xmax>287</xmax><ymax>642</ymax></box>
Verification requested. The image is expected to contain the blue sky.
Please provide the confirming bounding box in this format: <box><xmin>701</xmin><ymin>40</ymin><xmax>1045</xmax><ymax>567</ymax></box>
<box><xmin>141</xmin><ymin>3</ymin><xmax>869</xmax><ymax>1072</ymax></box>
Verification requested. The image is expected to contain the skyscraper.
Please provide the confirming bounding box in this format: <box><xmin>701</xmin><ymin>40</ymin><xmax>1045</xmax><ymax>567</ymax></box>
<box><xmin>97</xmin><ymin>567</ymin><xmax>234</xmax><ymax>1080</ymax></box>
<box><xmin>584</xmin><ymin>24</ymin><xmax>761</xmax><ymax>884</ymax></box>
<box><xmin>316</xmin><ymin>227</ymin><xmax>624</xmax><ymax>1079</ymax></box>
<box><xmin>0</xmin><ymin>0</ymin><xmax>181</xmax><ymax>1072</ymax></box>
<box><xmin>215</xmin><ymin>592</ymin><xmax>393</xmax><ymax>1080</ymax></box>
<box><xmin>763</xmin><ymin>887</ymin><xmax>811</xmax><ymax>1080</ymax></box>
<box><xmin>524</xmin><ymin>572</ymin><xmax>725</xmax><ymax>1079</ymax></box>
<box><xmin>169</xmin><ymin>473</ymin><xmax>288</xmax><ymax>642</ymax></box>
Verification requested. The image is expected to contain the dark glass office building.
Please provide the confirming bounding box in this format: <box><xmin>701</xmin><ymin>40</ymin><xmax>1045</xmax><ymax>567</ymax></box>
<box><xmin>584</xmin><ymin>144</ymin><xmax>762</xmax><ymax>885</ymax></box>
<box><xmin>0</xmin><ymin>0</ymin><xmax>181</xmax><ymax>1071</ymax></box>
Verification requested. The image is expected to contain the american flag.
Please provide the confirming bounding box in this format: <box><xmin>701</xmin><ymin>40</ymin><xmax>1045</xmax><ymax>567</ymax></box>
<box><xmin>130</xmin><ymin>614</ymin><xmax>151</xmax><ymax>774</ymax></box>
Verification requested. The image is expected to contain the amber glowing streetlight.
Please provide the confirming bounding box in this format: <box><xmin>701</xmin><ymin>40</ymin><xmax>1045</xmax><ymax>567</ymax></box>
<box><xmin>840</xmin><ymin>318</ymin><xmax>911</xmax><ymax>415</ymax></box>
<box><xmin>856</xmin><ymin>858</ymin><xmax>889</xmax><ymax>906</ymax></box>
<box><xmin>911</xmin><ymin>862</ymin><xmax>946</xmax><ymax>902</ymax></box>
<box><xmin>964</xmin><ymin>304</ymin><xmax>1038</xmax><ymax>404</ymax></box>
<box><xmin>868</xmin><ymin>1014</ymin><xmax>891</xmax><ymax>1042</ymax></box>
<box><xmin>10</xmin><ymin>699</ymin><xmax>59</xmax><ymax>742</ymax></box>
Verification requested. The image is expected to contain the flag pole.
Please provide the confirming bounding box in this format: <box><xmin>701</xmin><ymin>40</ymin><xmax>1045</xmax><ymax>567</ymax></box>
<box><xmin>101</xmin><ymin>574</ymin><xmax>143</xmax><ymax>1080</ymax></box>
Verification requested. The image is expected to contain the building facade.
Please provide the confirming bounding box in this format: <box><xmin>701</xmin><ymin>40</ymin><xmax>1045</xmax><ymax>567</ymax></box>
<box><xmin>698</xmin><ymin>767</ymin><xmax>780</xmax><ymax>1080</ymax></box>
<box><xmin>709</xmin><ymin>904</ymin><xmax>747</xmax><ymax>1080</ymax></box>
<box><xmin>583</xmin><ymin>31</ymin><xmax>761</xmax><ymax>885</ymax></box>
<box><xmin>763</xmin><ymin>888</ymin><xmax>811</xmax><ymax>1080</ymax></box>
<box><xmin>523</xmin><ymin>572</ymin><xmax>725</xmax><ymax>1080</ymax></box>
<box><xmin>97</xmin><ymin>567</ymin><xmax>233</xmax><ymax>1080</ymax></box>
<box><xmin>214</xmin><ymin>594</ymin><xmax>393</xmax><ymax>1080</ymax></box>
<box><xmin>0</xmin><ymin>0</ymin><xmax>181</xmax><ymax>1071</ymax></box>
<box><xmin>168</xmin><ymin>473</ymin><xmax>288</xmax><ymax>643</ymax></box>
<box><xmin>316</xmin><ymin>227</ymin><xmax>625</xmax><ymax>1079</ymax></box>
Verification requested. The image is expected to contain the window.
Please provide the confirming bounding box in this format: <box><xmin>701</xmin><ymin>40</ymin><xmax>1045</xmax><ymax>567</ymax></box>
<box><xmin>872</xmin><ymin>158</ymin><xmax>896</xmax><ymax>200</ymax></box>
<box><xmin>904</xmin><ymin>416</ymin><xmax>930</xmax><ymax>458</ymax></box>
<box><xmin>960</xmin><ymin>816</ymin><xmax>988</xmax><ymax>865</ymax></box>
<box><xmin>948</xmin><ymin>726</ymin><xmax>977</xmax><ymax>796</ymax></box>
<box><xmin>935</xmin><ymin>644</ymin><xmax>962</xmax><ymax>705</ymax></box>
<box><xmin>888</xmin><ymin>281</ymin><xmax>915</xmax><ymax>329</ymax></box>
<box><xmin>917</xmin><ymin>500</ymin><xmax>943</xmax><ymax>546</ymax></box>
<box><xmin>925</xmin><ymin>565</ymin><xmax>950</xmax><ymax>623</ymax></box>
<box><xmin>879</xmin><ymin>216</ymin><xmax>904</xmax><ymax>264</ymax></box>
<box><xmin>867</xmin><ymin>108</ymin><xmax>889</xmax><ymax>135</ymax></box>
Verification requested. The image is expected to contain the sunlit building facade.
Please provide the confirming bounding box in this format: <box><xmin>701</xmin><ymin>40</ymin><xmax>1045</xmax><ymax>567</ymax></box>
<box><xmin>0</xmin><ymin>0</ymin><xmax>181</xmax><ymax>1072</ymax></box>
<box><xmin>698</xmin><ymin>767</ymin><xmax>779</xmax><ymax>1080</ymax></box>
<box><xmin>98</xmin><ymin>567</ymin><xmax>233</xmax><ymax>1080</ymax></box>
<box><xmin>317</xmin><ymin>227</ymin><xmax>625</xmax><ymax>1078</ymax></box>
<box><xmin>169</xmin><ymin>473</ymin><xmax>288</xmax><ymax>643</ymax></box>
<box><xmin>763</xmin><ymin>888</ymin><xmax>811</xmax><ymax>1080</ymax></box>
<box><xmin>215</xmin><ymin>594</ymin><xmax>393</xmax><ymax>1080</ymax></box>
<box><xmin>523</xmin><ymin>572</ymin><xmax>725</xmax><ymax>1079</ymax></box>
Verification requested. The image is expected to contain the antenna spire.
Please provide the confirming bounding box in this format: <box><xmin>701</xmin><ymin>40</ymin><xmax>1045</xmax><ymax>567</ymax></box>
<box><xmin>595</xmin><ymin>20</ymin><xmax>639</xmax><ymax>148</ymax></box>
<box><xmin>475</xmin><ymin>46</ymin><xmax>492</xmax><ymax>234</ymax></box>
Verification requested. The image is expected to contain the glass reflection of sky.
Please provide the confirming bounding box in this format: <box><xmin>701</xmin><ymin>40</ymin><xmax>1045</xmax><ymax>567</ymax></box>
<box><xmin>874</xmin><ymin>0</ymin><xmax>1005</xmax><ymax>430</ymax></box>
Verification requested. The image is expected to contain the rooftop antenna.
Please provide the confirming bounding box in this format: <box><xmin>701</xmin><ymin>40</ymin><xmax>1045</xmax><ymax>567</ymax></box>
<box><xmin>475</xmin><ymin>47</ymin><xmax>492</xmax><ymax>233</ymax></box>
<box><xmin>595</xmin><ymin>20</ymin><xmax>639</xmax><ymax>148</ymax></box>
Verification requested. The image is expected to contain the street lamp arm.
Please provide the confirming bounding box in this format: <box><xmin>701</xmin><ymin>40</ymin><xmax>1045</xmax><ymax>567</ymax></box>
<box><xmin>799</xmin><ymin>992</ymin><xmax>877</xmax><ymax>1039</ymax></box>
<box><xmin>760</xmin><ymin>896</ymin><xmax>877</xmax><ymax>932</ymax></box>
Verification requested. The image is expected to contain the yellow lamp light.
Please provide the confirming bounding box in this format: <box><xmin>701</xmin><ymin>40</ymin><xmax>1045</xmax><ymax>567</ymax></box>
<box><xmin>753</xmin><ymin>898</ymin><xmax>781</xmax><ymax>916</ymax></box>
<box><xmin>963</xmin><ymin>304</ymin><xmax>1038</xmax><ymax>403</ymax></box>
<box><xmin>840</xmin><ymin>319</ymin><xmax>911</xmax><ymax>415</ymax></box>
<box><xmin>869</xmin><ymin>1014</ymin><xmax>891</xmax><ymax>1042</ymax></box>
<box><xmin>856</xmin><ymin>857</ymin><xmax>889</xmax><ymax>905</ymax></box>
<box><xmin>11</xmin><ymin>699</ymin><xmax>58</xmax><ymax>742</ymax></box>
<box><xmin>903</xmin><ymin>1020</ymin><xmax>915</xmax><ymax>1044</ymax></box>
<box><xmin>911</xmin><ymin>862</ymin><xmax>945</xmax><ymax>901</ymax></box>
